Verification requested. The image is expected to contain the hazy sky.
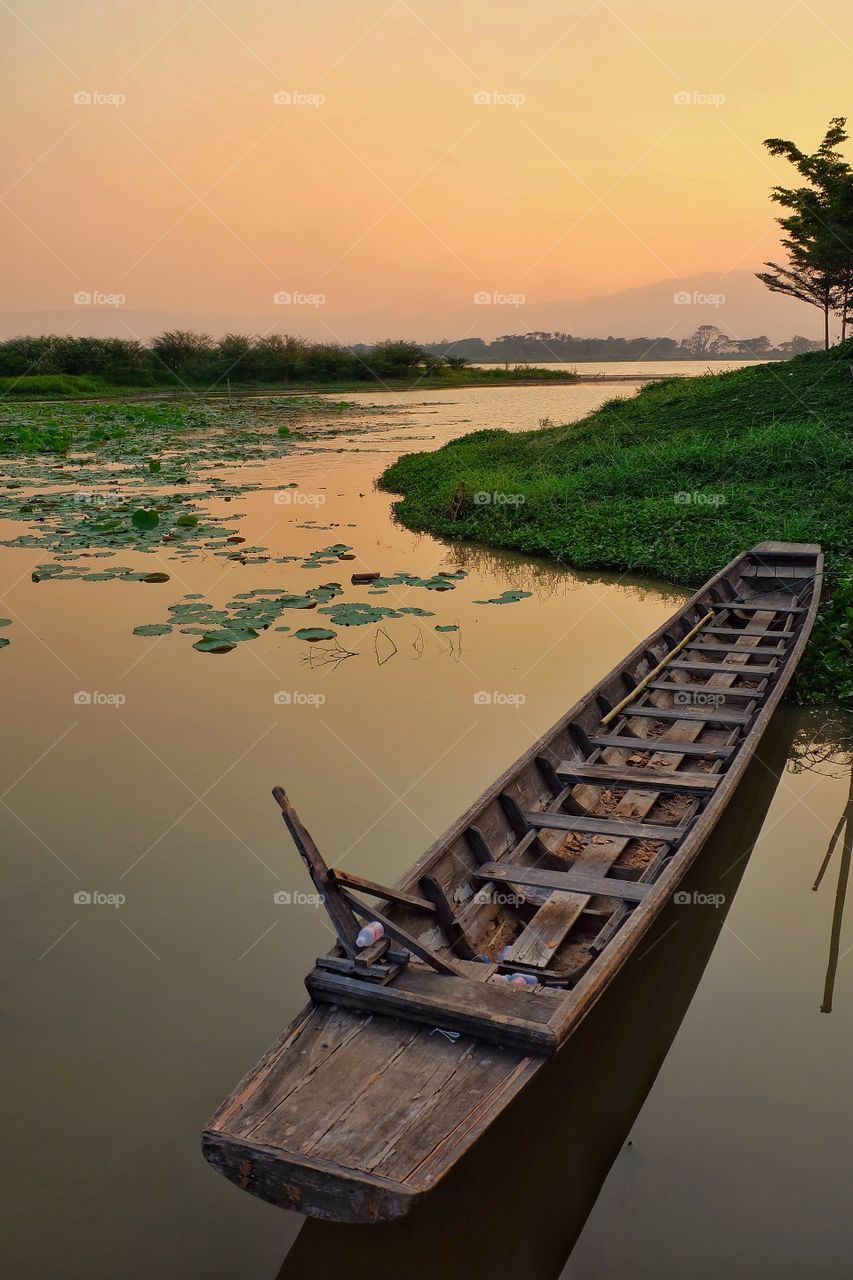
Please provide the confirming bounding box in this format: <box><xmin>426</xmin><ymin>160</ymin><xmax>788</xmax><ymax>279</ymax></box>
<box><xmin>1</xmin><ymin>0</ymin><xmax>851</xmax><ymax>340</ymax></box>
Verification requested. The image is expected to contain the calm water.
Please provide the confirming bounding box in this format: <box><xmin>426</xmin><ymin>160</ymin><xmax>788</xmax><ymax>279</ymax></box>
<box><xmin>472</xmin><ymin>359</ymin><xmax>767</xmax><ymax>378</ymax></box>
<box><xmin>2</xmin><ymin>381</ymin><xmax>850</xmax><ymax>1279</ymax></box>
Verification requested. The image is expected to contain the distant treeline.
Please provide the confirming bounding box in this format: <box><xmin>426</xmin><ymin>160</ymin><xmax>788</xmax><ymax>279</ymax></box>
<box><xmin>0</xmin><ymin>334</ymin><xmax>473</xmax><ymax>386</ymax></box>
<box><xmin>413</xmin><ymin>328</ymin><xmax>823</xmax><ymax>363</ymax></box>
<box><xmin>0</xmin><ymin>328</ymin><xmax>822</xmax><ymax>388</ymax></box>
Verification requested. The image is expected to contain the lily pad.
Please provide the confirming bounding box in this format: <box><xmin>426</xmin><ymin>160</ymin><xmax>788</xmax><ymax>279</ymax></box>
<box><xmin>176</xmin><ymin>514</ymin><xmax>198</xmax><ymax>527</ymax></box>
<box><xmin>192</xmin><ymin>633</ymin><xmax>237</xmax><ymax>654</ymax></box>
<box><xmin>133</xmin><ymin>623</ymin><xmax>173</xmax><ymax>637</ymax></box>
<box><xmin>294</xmin><ymin>627</ymin><xmax>337</xmax><ymax>642</ymax></box>
<box><xmin>0</xmin><ymin>618</ymin><xmax>12</xmax><ymax>627</ymax></box>
<box><xmin>0</xmin><ymin>636</ymin><xmax>9</xmax><ymax>649</ymax></box>
<box><xmin>435</xmin><ymin>624</ymin><xmax>459</xmax><ymax>632</ymax></box>
<box><xmin>141</xmin><ymin>572</ymin><xmax>171</xmax><ymax>584</ymax></box>
<box><xmin>474</xmin><ymin>590</ymin><xmax>533</xmax><ymax>605</ymax></box>
<box><xmin>131</xmin><ymin>508</ymin><xmax>159</xmax><ymax>532</ymax></box>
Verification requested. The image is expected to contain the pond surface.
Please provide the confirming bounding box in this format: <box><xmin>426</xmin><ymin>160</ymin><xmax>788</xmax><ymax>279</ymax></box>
<box><xmin>2</xmin><ymin>382</ymin><xmax>851</xmax><ymax>1279</ymax></box>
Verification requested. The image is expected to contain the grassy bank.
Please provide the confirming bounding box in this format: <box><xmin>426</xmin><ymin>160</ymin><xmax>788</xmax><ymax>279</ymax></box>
<box><xmin>0</xmin><ymin>365</ymin><xmax>576</xmax><ymax>401</ymax></box>
<box><xmin>381</xmin><ymin>343</ymin><xmax>853</xmax><ymax>704</ymax></box>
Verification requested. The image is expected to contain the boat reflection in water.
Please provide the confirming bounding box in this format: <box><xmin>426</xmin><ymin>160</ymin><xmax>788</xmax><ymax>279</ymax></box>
<box><xmin>276</xmin><ymin>711</ymin><xmax>798</xmax><ymax>1280</ymax></box>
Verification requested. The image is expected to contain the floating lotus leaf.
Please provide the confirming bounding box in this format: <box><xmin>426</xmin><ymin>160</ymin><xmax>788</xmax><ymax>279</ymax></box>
<box><xmin>294</xmin><ymin>627</ymin><xmax>337</xmax><ymax>642</ymax></box>
<box><xmin>435</xmin><ymin>624</ymin><xmax>459</xmax><ymax>632</ymax></box>
<box><xmin>176</xmin><ymin>514</ymin><xmax>198</xmax><ymax>527</ymax></box>
<box><xmin>192</xmin><ymin>633</ymin><xmax>237</xmax><ymax>654</ymax></box>
<box><xmin>131</xmin><ymin>508</ymin><xmax>159</xmax><ymax>531</ymax></box>
<box><xmin>133</xmin><ymin>623</ymin><xmax>173</xmax><ymax>636</ymax></box>
<box><xmin>474</xmin><ymin>590</ymin><xmax>533</xmax><ymax>605</ymax></box>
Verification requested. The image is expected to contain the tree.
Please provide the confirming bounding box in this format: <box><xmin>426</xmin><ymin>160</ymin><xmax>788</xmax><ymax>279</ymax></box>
<box><xmin>681</xmin><ymin>325</ymin><xmax>737</xmax><ymax>356</ymax></box>
<box><xmin>151</xmin><ymin>330</ymin><xmax>214</xmax><ymax>373</ymax></box>
<box><xmin>757</xmin><ymin>118</ymin><xmax>853</xmax><ymax>348</ymax></box>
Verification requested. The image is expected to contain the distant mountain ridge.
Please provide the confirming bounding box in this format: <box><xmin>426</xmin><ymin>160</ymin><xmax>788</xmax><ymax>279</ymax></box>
<box><xmin>0</xmin><ymin>270</ymin><xmax>825</xmax><ymax>344</ymax></box>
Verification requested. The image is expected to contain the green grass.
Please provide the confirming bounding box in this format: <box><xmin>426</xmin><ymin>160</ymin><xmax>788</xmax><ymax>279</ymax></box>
<box><xmin>381</xmin><ymin>342</ymin><xmax>853</xmax><ymax>704</ymax></box>
<box><xmin>0</xmin><ymin>365</ymin><xmax>576</xmax><ymax>401</ymax></box>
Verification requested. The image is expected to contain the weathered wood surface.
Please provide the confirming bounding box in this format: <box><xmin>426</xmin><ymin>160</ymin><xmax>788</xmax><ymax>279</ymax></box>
<box><xmin>589</xmin><ymin>734</ymin><xmax>734</xmax><ymax>757</ymax></box>
<box><xmin>475</xmin><ymin>862</ymin><xmax>652</xmax><ymax>902</ymax></box>
<box><xmin>555</xmin><ymin>761</ymin><xmax>720</xmax><ymax>793</ymax></box>
<box><xmin>522</xmin><ymin>811</ymin><xmax>681</xmax><ymax>842</ymax></box>
<box><xmin>307</xmin><ymin>967</ymin><xmax>558</xmax><ymax>1053</ymax></box>
<box><xmin>204</xmin><ymin>544</ymin><xmax>823</xmax><ymax>1225</ymax></box>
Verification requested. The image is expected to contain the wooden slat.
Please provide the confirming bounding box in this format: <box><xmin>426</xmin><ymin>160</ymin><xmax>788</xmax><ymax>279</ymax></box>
<box><xmin>522</xmin><ymin>811</ymin><xmax>682</xmax><ymax>842</ymax></box>
<box><xmin>330</xmin><ymin>868</ymin><xmax>435</xmax><ymax>914</ymax></box>
<box><xmin>704</xmin><ymin>626</ymin><xmax>792</xmax><ymax>639</ymax></box>
<box><xmin>475</xmin><ymin>862</ymin><xmax>652</xmax><ymax>902</ymax></box>
<box><xmin>589</xmin><ymin>734</ymin><xmax>734</xmax><ymax>758</ymax></box>
<box><xmin>685</xmin><ymin>641</ymin><xmax>784</xmax><ymax>656</ymax></box>
<box><xmin>306</xmin><ymin>968</ymin><xmax>558</xmax><ymax>1055</ymax></box>
<box><xmin>621</xmin><ymin>705</ymin><xmax>749</xmax><ymax>725</ymax></box>
<box><xmin>504</xmin><ymin>892</ymin><xmax>587</xmax><ymax>967</ymax></box>
<box><xmin>721</xmin><ymin>602</ymin><xmax>805</xmax><ymax>614</ymax></box>
<box><xmin>646</xmin><ymin>680</ymin><xmax>759</xmax><ymax>700</ymax></box>
<box><xmin>555</xmin><ymin>761</ymin><xmax>720</xmax><ymax>794</ymax></box>
<box><xmin>669</xmin><ymin>659</ymin><xmax>778</xmax><ymax>676</ymax></box>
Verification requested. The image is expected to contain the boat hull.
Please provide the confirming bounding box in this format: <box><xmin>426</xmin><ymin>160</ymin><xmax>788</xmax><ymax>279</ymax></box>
<box><xmin>203</xmin><ymin>542</ymin><xmax>823</xmax><ymax>1222</ymax></box>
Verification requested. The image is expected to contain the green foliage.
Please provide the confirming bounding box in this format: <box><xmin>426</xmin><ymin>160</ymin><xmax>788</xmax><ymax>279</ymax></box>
<box><xmin>0</xmin><ymin>334</ymin><xmax>577</xmax><ymax>394</ymax></box>
<box><xmin>381</xmin><ymin>344</ymin><xmax>853</xmax><ymax>704</ymax></box>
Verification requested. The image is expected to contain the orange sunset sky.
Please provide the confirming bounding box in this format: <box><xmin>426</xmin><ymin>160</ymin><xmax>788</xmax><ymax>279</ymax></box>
<box><xmin>2</xmin><ymin>0</ymin><xmax>851</xmax><ymax>341</ymax></box>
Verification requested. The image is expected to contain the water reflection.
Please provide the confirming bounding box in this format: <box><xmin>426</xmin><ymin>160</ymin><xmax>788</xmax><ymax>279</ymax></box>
<box><xmin>277</xmin><ymin>716</ymin><xmax>797</xmax><ymax>1280</ymax></box>
<box><xmin>789</xmin><ymin>712</ymin><xmax>853</xmax><ymax>1015</ymax></box>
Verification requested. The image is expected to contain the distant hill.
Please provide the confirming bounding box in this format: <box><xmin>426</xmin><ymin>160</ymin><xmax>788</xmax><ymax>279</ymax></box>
<box><xmin>0</xmin><ymin>270</ymin><xmax>825</xmax><ymax>345</ymax></box>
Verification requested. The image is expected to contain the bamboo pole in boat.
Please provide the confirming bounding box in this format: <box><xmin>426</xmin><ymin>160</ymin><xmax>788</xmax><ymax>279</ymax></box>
<box><xmin>601</xmin><ymin>612</ymin><xmax>716</xmax><ymax>726</ymax></box>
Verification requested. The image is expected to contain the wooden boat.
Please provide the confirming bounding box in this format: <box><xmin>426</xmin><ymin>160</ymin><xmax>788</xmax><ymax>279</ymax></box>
<box><xmin>203</xmin><ymin>542</ymin><xmax>822</xmax><ymax>1223</ymax></box>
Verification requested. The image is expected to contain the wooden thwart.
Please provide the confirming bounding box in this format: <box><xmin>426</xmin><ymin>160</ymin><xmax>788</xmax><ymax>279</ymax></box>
<box><xmin>555</xmin><ymin>761</ymin><xmax>720</xmax><ymax>794</ymax></box>
<box><xmin>589</xmin><ymin>734</ymin><xmax>734</xmax><ymax>758</ymax></box>
<box><xmin>669</xmin><ymin>659</ymin><xmax>778</xmax><ymax>676</ymax></box>
<box><xmin>306</xmin><ymin>967</ymin><xmax>558</xmax><ymax>1054</ymax></box>
<box><xmin>522</xmin><ymin>811</ymin><xmax>683</xmax><ymax>842</ymax></box>
<box><xmin>621</xmin><ymin>705</ymin><xmax>750</xmax><ymax>726</ymax></box>
<box><xmin>475</xmin><ymin>862</ymin><xmax>653</xmax><ymax>902</ymax></box>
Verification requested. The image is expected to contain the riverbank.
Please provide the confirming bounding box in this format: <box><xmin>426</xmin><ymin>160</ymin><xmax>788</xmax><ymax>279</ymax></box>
<box><xmin>380</xmin><ymin>342</ymin><xmax>853</xmax><ymax>704</ymax></box>
<box><xmin>0</xmin><ymin>365</ymin><xmax>577</xmax><ymax>402</ymax></box>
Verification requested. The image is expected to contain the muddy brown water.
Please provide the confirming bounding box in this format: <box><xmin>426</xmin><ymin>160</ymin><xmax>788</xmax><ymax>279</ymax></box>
<box><xmin>2</xmin><ymin>382</ymin><xmax>851</xmax><ymax>1279</ymax></box>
